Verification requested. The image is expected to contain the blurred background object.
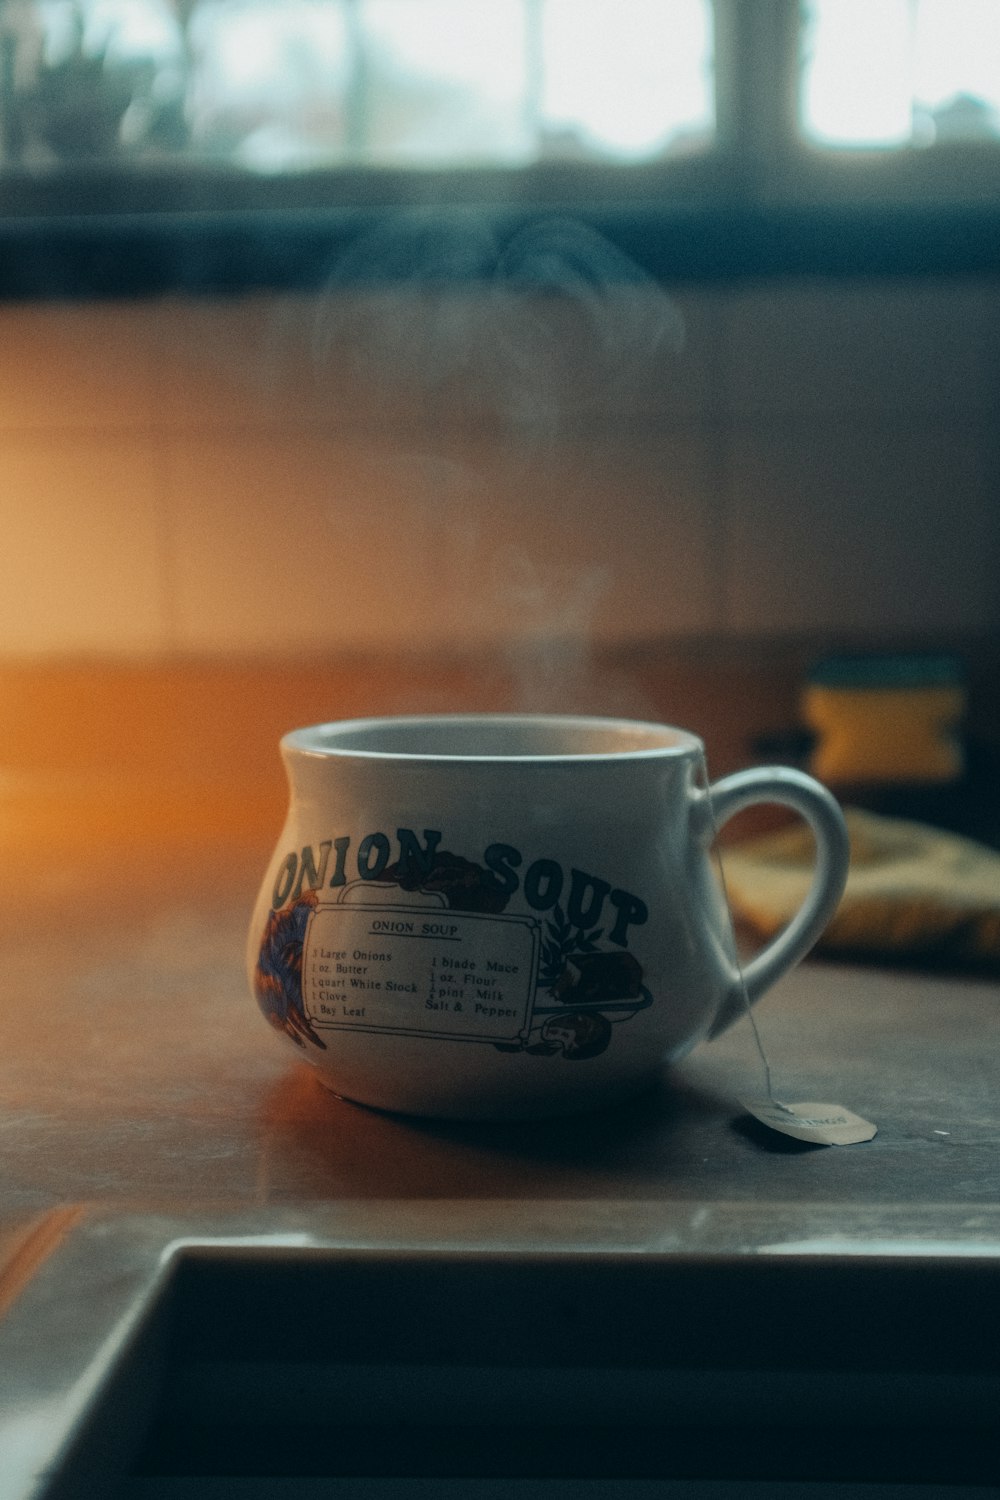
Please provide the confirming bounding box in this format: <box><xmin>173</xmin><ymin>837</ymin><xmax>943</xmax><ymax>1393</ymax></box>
<box><xmin>0</xmin><ymin>0</ymin><xmax>715</xmax><ymax>172</ymax></box>
<box><xmin>804</xmin><ymin>653</ymin><xmax>966</xmax><ymax>786</ymax></box>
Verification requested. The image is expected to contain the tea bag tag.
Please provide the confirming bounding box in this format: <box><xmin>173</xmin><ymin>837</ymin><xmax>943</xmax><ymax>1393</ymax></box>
<box><xmin>742</xmin><ymin>1097</ymin><xmax>877</xmax><ymax>1146</ymax></box>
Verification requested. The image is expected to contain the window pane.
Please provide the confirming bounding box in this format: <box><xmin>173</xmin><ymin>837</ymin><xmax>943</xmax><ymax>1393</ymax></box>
<box><xmin>801</xmin><ymin>0</ymin><xmax>1000</xmax><ymax>148</ymax></box>
<box><xmin>0</xmin><ymin>0</ymin><xmax>715</xmax><ymax>173</ymax></box>
<box><xmin>362</xmin><ymin>0</ymin><xmax>532</xmax><ymax>166</ymax></box>
<box><xmin>186</xmin><ymin>1</ymin><xmax>353</xmax><ymax>170</ymax></box>
<box><xmin>540</xmin><ymin>0</ymin><xmax>713</xmax><ymax>162</ymax></box>
<box><xmin>2</xmin><ymin>0</ymin><xmax>188</xmax><ymax>161</ymax></box>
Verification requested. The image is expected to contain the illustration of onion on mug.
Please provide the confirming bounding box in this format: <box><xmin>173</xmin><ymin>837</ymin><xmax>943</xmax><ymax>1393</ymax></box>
<box><xmin>248</xmin><ymin>717</ymin><xmax>850</xmax><ymax>1120</ymax></box>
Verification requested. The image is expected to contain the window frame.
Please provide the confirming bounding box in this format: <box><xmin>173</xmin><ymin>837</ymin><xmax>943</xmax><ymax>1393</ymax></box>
<box><xmin>2</xmin><ymin>0</ymin><xmax>1000</xmax><ymax>298</ymax></box>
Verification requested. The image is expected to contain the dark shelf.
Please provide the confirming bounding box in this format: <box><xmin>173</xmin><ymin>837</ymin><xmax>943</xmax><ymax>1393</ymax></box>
<box><xmin>3</xmin><ymin>200</ymin><xmax>1000</xmax><ymax>299</ymax></box>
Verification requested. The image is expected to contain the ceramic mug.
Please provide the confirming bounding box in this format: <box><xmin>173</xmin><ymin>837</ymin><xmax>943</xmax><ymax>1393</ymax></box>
<box><xmin>247</xmin><ymin>714</ymin><xmax>849</xmax><ymax>1120</ymax></box>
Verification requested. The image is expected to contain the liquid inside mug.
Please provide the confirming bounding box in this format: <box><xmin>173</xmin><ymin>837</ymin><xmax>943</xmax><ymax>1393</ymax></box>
<box><xmin>247</xmin><ymin>714</ymin><xmax>850</xmax><ymax>1121</ymax></box>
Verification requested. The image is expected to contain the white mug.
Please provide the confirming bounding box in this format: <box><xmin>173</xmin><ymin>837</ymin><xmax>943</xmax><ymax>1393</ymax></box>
<box><xmin>247</xmin><ymin>714</ymin><xmax>849</xmax><ymax>1120</ymax></box>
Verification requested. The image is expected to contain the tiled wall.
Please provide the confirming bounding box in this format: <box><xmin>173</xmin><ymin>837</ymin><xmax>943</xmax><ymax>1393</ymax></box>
<box><xmin>1</xmin><ymin>276</ymin><xmax>998</xmax><ymax>659</ymax></box>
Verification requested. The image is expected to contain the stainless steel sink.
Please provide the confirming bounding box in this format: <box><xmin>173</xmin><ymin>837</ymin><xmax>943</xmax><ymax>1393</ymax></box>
<box><xmin>3</xmin><ymin>1203</ymin><xmax>1000</xmax><ymax>1500</ymax></box>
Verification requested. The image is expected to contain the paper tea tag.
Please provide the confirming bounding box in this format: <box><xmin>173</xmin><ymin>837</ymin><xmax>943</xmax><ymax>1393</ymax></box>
<box><xmin>742</xmin><ymin>1099</ymin><xmax>878</xmax><ymax>1146</ymax></box>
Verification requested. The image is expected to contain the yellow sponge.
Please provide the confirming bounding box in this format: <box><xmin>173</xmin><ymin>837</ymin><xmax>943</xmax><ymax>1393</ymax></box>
<box><xmin>803</xmin><ymin>655</ymin><xmax>964</xmax><ymax>785</ymax></box>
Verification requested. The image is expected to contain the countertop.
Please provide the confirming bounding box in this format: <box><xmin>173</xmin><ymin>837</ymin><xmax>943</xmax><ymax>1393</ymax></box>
<box><xmin>0</xmin><ymin>683</ymin><xmax>998</xmax><ymax>1495</ymax></box>
<box><xmin>1</xmin><ymin>827</ymin><xmax>997</xmax><ymax>1225</ymax></box>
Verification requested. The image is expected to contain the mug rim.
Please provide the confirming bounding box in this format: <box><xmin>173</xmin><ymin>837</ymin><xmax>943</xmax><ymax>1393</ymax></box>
<box><xmin>282</xmin><ymin>713</ymin><xmax>703</xmax><ymax>763</ymax></box>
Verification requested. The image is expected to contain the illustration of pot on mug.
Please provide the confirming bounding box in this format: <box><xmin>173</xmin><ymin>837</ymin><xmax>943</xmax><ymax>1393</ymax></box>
<box><xmin>518</xmin><ymin>931</ymin><xmax>653</xmax><ymax>1060</ymax></box>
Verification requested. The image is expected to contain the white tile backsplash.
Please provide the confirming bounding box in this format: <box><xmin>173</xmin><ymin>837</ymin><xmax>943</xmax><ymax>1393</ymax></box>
<box><xmin>408</xmin><ymin>284</ymin><xmax>718</xmax><ymax>433</ymax></box>
<box><xmin>0</xmin><ymin>276</ymin><xmax>997</xmax><ymax>657</ymax></box>
<box><xmin>167</xmin><ymin>432</ymin><xmax>450</xmax><ymax>652</ymax></box>
<box><xmin>165</xmin><ymin>425</ymin><xmax>717</xmax><ymax>652</ymax></box>
<box><xmin>0</xmin><ymin>302</ymin><xmax>160</xmax><ymax>432</ymax></box>
<box><xmin>723</xmin><ymin>279</ymin><xmax>998</xmax><ymax>416</ymax></box>
<box><xmin>724</xmin><ymin>417</ymin><xmax>1000</xmax><ymax>635</ymax></box>
<box><xmin>153</xmin><ymin>292</ymin><xmax>425</xmax><ymax>436</ymax></box>
<box><xmin>0</xmin><ymin>437</ymin><xmax>167</xmax><ymax>654</ymax></box>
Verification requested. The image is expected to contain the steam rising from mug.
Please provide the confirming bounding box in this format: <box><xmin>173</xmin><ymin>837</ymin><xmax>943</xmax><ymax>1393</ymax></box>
<box><xmin>312</xmin><ymin>210</ymin><xmax>684</xmax><ymax>449</ymax></box>
<box><xmin>310</xmin><ymin>213</ymin><xmax>683</xmax><ymax>712</ymax></box>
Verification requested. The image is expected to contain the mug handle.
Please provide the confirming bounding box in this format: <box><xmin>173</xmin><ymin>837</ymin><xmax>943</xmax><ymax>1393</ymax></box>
<box><xmin>704</xmin><ymin>766</ymin><xmax>850</xmax><ymax>1038</ymax></box>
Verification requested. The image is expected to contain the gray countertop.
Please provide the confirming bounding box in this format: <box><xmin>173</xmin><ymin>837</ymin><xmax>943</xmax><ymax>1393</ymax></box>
<box><xmin>1</xmin><ymin>837</ymin><xmax>998</xmax><ymax>1498</ymax></box>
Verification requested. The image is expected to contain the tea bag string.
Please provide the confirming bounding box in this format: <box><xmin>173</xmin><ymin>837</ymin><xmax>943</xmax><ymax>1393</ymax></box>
<box><xmin>698</xmin><ymin>748</ymin><xmax>790</xmax><ymax>1114</ymax></box>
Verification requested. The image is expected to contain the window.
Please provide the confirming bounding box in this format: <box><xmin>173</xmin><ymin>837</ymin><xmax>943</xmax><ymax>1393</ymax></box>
<box><xmin>0</xmin><ymin>0</ymin><xmax>714</xmax><ymax>174</ymax></box>
<box><xmin>802</xmin><ymin>0</ymin><xmax>1000</xmax><ymax>150</ymax></box>
<box><xmin>1</xmin><ymin>0</ymin><xmax>998</xmax><ymax>294</ymax></box>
